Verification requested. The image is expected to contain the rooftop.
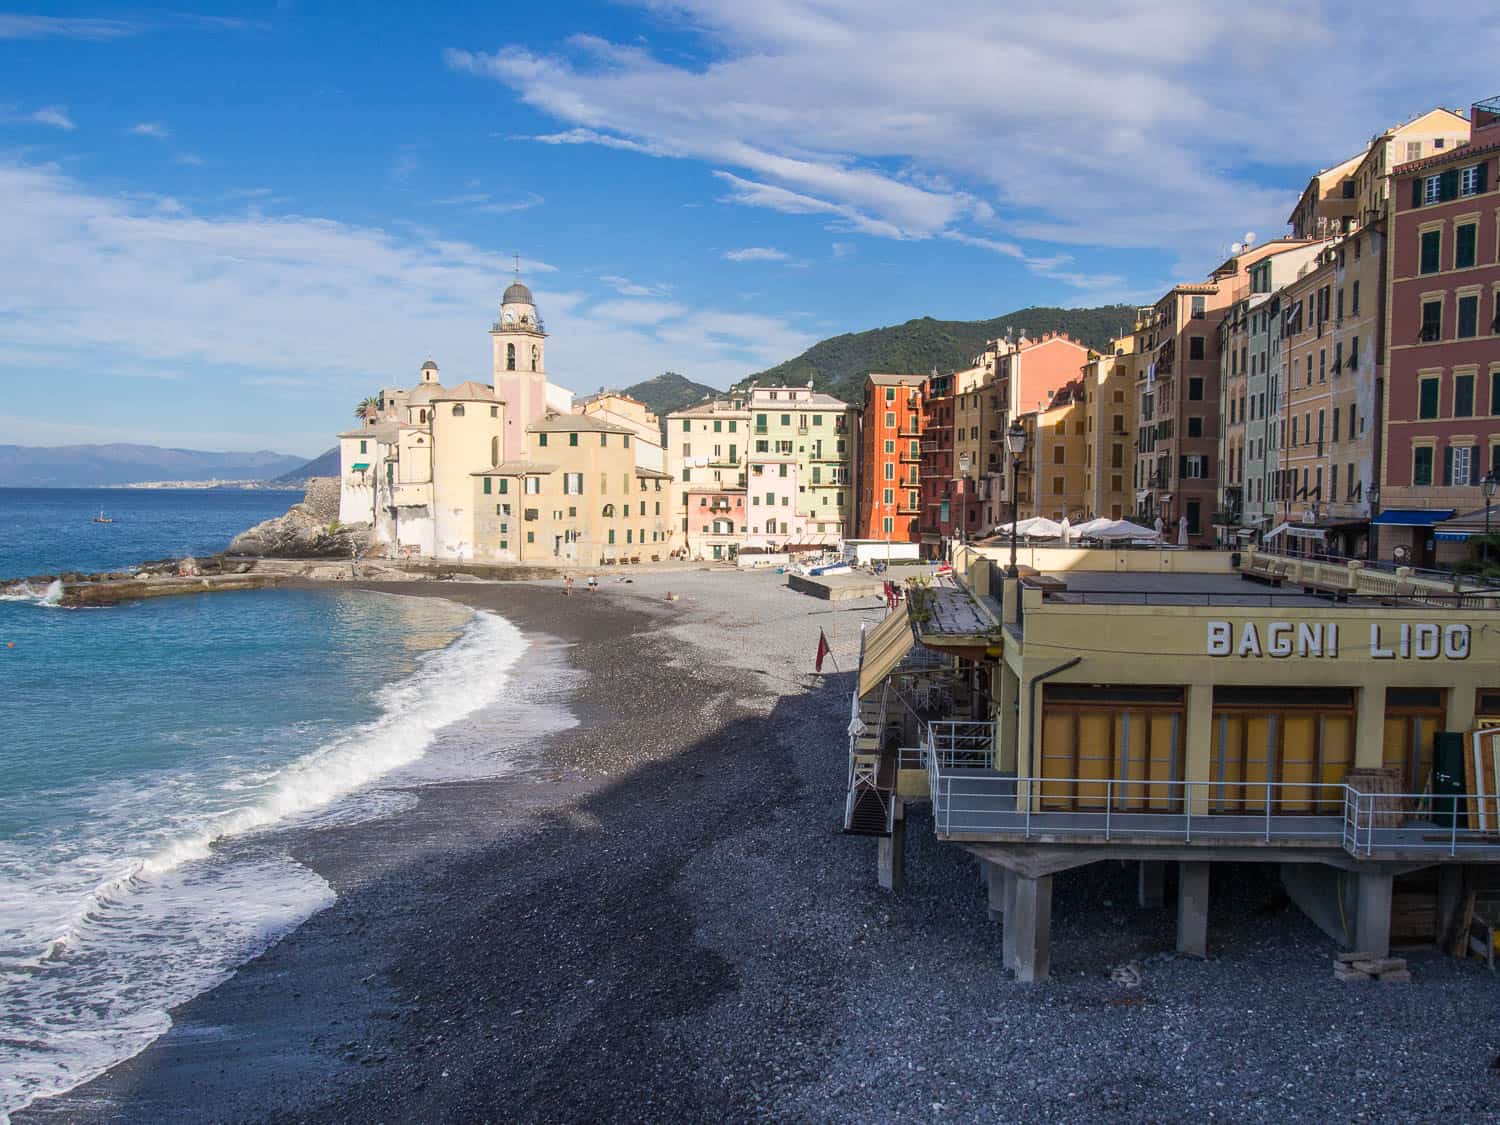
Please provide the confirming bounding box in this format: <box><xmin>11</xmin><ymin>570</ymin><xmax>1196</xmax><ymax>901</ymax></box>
<box><xmin>473</xmin><ymin>461</ymin><xmax>558</xmax><ymax>476</ymax></box>
<box><xmin>528</xmin><ymin>413</ymin><xmax>634</xmax><ymax>435</ymax></box>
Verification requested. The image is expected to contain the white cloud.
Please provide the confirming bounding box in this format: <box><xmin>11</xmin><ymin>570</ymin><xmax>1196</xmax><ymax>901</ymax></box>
<box><xmin>831</xmin><ymin>241</ymin><xmax>854</xmax><ymax>258</ymax></box>
<box><xmin>723</xmin><ymin>246</ymin><xmax>787</xmax><ymax>262</ymax></box>
<box><xmin>0</xmin><ymin>160</ymin><xmax>806</xmax><ymax>452</ymax></box>
<box><xmin>30</xmin><ymin>105</ymin><xmax>75</xmax><ymax>131</ymax></box>
<box><xmin>447</xmin><ymin>2</ymin><xmax>1499</xmax><ymax>280</ymax></box>
<box><xmin>174</xmin><ymin>153</ymin><xmax>204</xmax><ymax>166</ymax></box>
<box><xmin>129</xmin><ymin>121</ymin><xmax>170</xmax><ymax>139</ymax></box>
<box><xmin>0</xmin><ymin>15</ymin><xmax>137</xmax><ymax>39</ymax></box>
<box><xmin>599</xmin><ymin>274</ymin><xmax>671</xmax><ymax>297</ymax></box>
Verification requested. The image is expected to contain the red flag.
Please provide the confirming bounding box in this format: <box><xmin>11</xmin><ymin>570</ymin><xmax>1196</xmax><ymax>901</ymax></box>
<box><xmin>814</xmin><ymin>628</ymin><xmax>832</xmax><ymax>673</ymax></box>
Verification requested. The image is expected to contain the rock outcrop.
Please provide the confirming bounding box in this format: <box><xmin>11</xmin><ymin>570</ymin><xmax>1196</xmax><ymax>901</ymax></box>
<box><xmin>228</xmin><ymin>483</ymin><xmax>373</xmax><ymax>559</ymax></box>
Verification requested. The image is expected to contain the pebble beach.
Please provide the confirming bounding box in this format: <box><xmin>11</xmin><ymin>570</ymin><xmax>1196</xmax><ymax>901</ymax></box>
<box><xmin>19</xmin><ymin>568</ymin><xmax>1500</xmax><ymax>1123</ymax></box>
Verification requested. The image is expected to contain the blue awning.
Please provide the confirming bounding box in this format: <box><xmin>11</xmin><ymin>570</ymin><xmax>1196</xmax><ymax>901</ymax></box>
<box><xmin>1371</xmin><ymin>508</ymin><xmax>1454</xmax><ymax>526</ymax></box>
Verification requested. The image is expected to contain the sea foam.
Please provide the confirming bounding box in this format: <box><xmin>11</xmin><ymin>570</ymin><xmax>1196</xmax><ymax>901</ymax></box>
<box><xmin>0</xmin><ymin>604</ymin><xmax>529</xmax><ymax>1119</ymax></box>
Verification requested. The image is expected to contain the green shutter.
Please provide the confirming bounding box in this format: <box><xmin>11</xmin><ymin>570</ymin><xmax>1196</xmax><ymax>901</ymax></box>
<box><xmin>1478</xmin><ymin>161</ymin><xmax>1491</xmax><ymax>194</ymax></box>
<box><xmin>1440</xmin><ymin>169</ymin><xmax>1459</xmax><ymax>201</ymax></box>
<box><xmin>1411</xmin><ymin>177</ymin><xmax>1423</xmax><ymax>208</ymax></box>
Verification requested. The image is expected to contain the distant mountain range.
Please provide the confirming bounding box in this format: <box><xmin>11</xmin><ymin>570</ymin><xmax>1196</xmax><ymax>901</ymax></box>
<box><xmin>735</xmin><ymin>304</ymin><xmax>1137</xmax><ymax>406</ymax></box>
<box><xmin>0</xmin><ymin>444</ymin><xmax>309</xmax><ymax>488</ymax></box>
<box><xmin>268</xmin><ymin>447</ymin><xmax>339</xmax><ymax>487</ymax></box>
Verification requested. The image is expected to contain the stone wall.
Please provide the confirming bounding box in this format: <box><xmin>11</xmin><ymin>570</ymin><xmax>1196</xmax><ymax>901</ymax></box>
<box><xmin>302</xmin><ymin>476</ymin><xmax>341</xmax><ymax>522</ymax></box>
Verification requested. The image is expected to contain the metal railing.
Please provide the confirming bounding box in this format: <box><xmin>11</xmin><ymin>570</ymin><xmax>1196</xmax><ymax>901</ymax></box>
<box><xmin>922</xmin><ymin>765</ymin><xmax>1500</xmax><ymax>858</ymax></box>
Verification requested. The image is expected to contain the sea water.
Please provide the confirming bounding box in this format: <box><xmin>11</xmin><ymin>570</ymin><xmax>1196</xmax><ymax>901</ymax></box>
<box><xmin>0</xmin><ymin>502</ymin><xmax>558</xmax><ymax>1116</ymax></box>
<box><xmin>0</xmin><ymin>488</ymin><xmax>303</xmax><ymax>578</ymax></box>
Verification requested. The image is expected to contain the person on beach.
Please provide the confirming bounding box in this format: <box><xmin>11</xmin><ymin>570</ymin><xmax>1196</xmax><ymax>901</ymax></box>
<box><xmin>587</xmin><ymin>575</ymin><xmax>598</xmax><ymax>593</ymax></box>
<box><xmin>564</xmin><ymin>576</ymin><xmax>574</xmax><ymax>596</ymax></box>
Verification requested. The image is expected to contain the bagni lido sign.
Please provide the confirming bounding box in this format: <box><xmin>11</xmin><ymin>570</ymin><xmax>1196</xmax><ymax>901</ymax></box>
<box><xmin>1207</xmin><ymin>620</ymin><xmax>1471</xmax><ymax>660</ymax></box>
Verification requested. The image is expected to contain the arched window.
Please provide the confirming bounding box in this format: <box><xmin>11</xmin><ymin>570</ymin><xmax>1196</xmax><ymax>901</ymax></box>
<box><xmin>490</xmin><ymin>436</ymin><xmax>499</xmax><ymax>467</ymax></box>
<box><xmin>418</xmin><ymin>409</ymin><xmax>427</xmax><ymax>424</ymax></box>
<box><xmin>531</xmin><ymin>344</ymin><xmax>540</xmax><ymax>371</ymax></box>
<box><xmin>506</xmin><ymin>343</ymin><xmax>516</xmax><ymax>371</ymax></box>
<box><xmin>452</xmin><ymin>404</ymin><xmax>465</xmax><ymax>417</ymax></box>
<box><xmin>602</xmin><ymin>503</ymin><xmax>616</xmax><ymax>518</ymax></box>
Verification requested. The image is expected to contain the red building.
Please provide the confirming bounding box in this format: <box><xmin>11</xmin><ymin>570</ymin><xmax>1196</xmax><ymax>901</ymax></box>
<box><xmin>1380</xmin><ymin>96</ymin><xmax>1500</xmax><ymax>563</ymax></box>
<box><xmin>918</xmin><ymin>372</ymin><xmax>955</xmax><ymax>557</ymax></box>
<box><xmin>855</xmin><ymin>373</ymin><xmax>925</xmax><ymax>541</ymax></box>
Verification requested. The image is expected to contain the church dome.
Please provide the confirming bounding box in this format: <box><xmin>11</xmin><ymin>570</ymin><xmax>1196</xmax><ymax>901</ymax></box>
<box><xmin>421</xmin><ymin>358</ymin><xmax>438</xmax><ymax>372</ymax></box>
<box><xmin>503</xmin><ymin>279</ymin><xmax>534</xmax><ymax>306</ymax></box>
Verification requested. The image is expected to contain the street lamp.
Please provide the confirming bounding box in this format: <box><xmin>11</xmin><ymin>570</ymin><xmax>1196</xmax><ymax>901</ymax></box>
<box><xmin>1483</xmin><ymin>471</ymin><xmax>1498</xmax><ymax>567</ymax></box>
<box><xmin>958</xmin><ymin>452</ymin><xmax>972</xmax><ymax>548</ymax></box>
<box><xmin>1366</xmin><ymin>483</ymin><xmax>1380</xmax><ymax>562</ymax></box>
<box><xmin>1005</xmin><ymin>421</ymin><xmax>1027</xmax><ymax>577</ymax></box>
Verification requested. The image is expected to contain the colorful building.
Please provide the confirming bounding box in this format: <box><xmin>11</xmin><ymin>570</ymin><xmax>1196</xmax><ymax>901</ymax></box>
<box><xmin>1080</xmin><ymin>328</ymin><xmax>1142</xmax><ymax>523</ymax></box>
<box><xmin>855</xmin><ymin>373</ymin><xmax>925</xmax><ymax>542</ymax></box>
<box><xmin>665</xmin><ymin>398</ymin><xmax>749</xmax><ymax>559</ymax></box>
<box><xmin>849</xmin><ymin>545</ymin><xmax>1500</xmax><ymax>981</ymax></box>
<box><xmin>1379</xmin><ymin>97</ymin><xmax>1500</xmax><ymax>564</ymax></box>
<box><xmin>917</xmin><ymin>372</ymin><xmax>955</xmax><ymax>557</ymax></box>
<box><xmin>746</xmin><ymin>384</ymin><xmax>856</xmax><ymax>544</ymax></box>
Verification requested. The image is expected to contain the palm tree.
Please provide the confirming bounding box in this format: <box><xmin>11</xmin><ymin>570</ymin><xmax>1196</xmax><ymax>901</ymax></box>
<box><xmin>355</xmin><ymin>396</ymin><xmax>379</xmax><ymax>420</ymax></box>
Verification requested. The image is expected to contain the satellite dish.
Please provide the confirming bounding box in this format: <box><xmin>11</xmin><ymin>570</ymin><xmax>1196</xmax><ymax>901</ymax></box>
<box><xmin>1244</xmin><ymin>231</ymin><xmax>1256</xmax><ymax>244</ymax></box>
<box><xmin>1230</xmin><ymin>242</ymin><xmax>1243</xmax><ymax>254</ymax></box>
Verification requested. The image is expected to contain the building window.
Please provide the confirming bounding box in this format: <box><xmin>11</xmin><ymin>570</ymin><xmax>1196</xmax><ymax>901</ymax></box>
<box><xmin>358</xmin><ymin>439</ymin><xmax>367</xmax><ymax>454</ymax></box>
<box><xmin>483</xmin><ymin>477</ymin><xmax>492</xmax><ymax>495</ymax></box>
<box><xmin>525</xmin><ymin>476</ymin><xmax>541</xmax><ymax>495</ymax></box>
<box><xmin>1419</xmin><ymin>376</ymin><xmax>1440</xmax><ymax>420</ymax></box>
<box><xmin>1187</xmin><ymin>416</ymin><xmax>1203</xmax><ymax>437</ymax></box>
<box><xmin>1351</xmin><ymin>280</ymin><xmax>1360</xmax><ymax>315</ymax></box>
<box><xmin>491</xmin><ymin>436</ymin><xmax>499</xmax><ymax>466</ymax></box>
<box><xmin>1407</xmin><ymin>141</ymin><xmax>1423</xmax><ymax>163</ymax></box>
<box><xmin>538</xmin><ymin>432</ymin><xmax>548</xmax><ymax>447</ymax></box>
<box><xmin>1455</xmin><ymin>372</ymin><xmax>1476</xmax><ymax>417</ymax></box>
<box><xmin>1456</xmin><ymin>223</ymin><xmax>1478</xmax><ymax>269</ymax></box>
<box><xmin>1421</xmin><ymin>299</ymin><xmax>1443</xmax><ymax>342</ymax></box>
<box><xmin>568</xmin><ymin>432</ymin><xmax>579</xmax><ymax>446</ymax></box>
<box><xmin>882</xmin><ymin>516</ymin><xmax>894</xmax><ymax>533</ymax></box>
<box><xmin>1188</xmin><ymin>378</ymin><xmax>1204</xmax><ymax>401</ymax></box>
<box><xmin>882</xmin><ymin>488</ymin><xmax>894</xmax><ymax>503</ymax></box>
<box><xmin>1191</xmin><ymin>295</ymin><xmax>1206</xmax><ymax>319</ymax></box>
<box><xmin>1420</xmin><ymin>229</ymin><xmax>1441</xmax><ymax>274</ymax></box>
<box><xmin>526</xmin><ymin>531</ymin><xmax>535</xmax><ymax>544</ymax></box>
<box><xmin>1492</xmin><ymin>369</ymin><xmax>1500</xmax><ymax>416</ymax></box>
<box><xmin>1424</xmin><ymin>175</ymin><xmax>1442</xmax><ymax>205</ymax></box>
<box><xmin>1458</xmin><ymin>294</ymin><xmax>1480</xmax><ymax>338</ymax></box>
<box><xmin>1450</xmin><ymin>444</ymin><xmax>1474</xmax><ymax>486</ymax></box>
<box><xmin>1460</xmin><ymin>163</ymin><xmax>1484</xmax><ymax>197</ymax></box>
<box><xmin>1189</xmin><ymin>336</ymin><xmax>1205</xmax><ymax>360</ymax></box>
<box><xmin>498</xmin><ymin>478</ymin><xmax>509</xmax><ymax>495</ymax></box>
<box><xmin>506</xmin><ymin>343</ymin><xmax>516</xmax><ymax>371</ymax></box>
<box><xmin>564</xmin><ymin>472</ymin><xmax>583</xmax><ymax>494</ymax></box>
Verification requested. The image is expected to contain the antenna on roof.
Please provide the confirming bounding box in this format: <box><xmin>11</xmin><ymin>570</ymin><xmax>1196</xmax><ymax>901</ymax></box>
<box><xmin>512</xmin><ymin>251</ymin><xmax>521</xmax><ymax>278</ymax></box>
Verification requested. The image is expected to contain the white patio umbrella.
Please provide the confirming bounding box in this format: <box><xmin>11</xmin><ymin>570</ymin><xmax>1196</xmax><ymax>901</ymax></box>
<box><xmin>1177</xmin><ymin>515</ymin><xmax>1189</xmax><ymax>545</ymax></box>
<box><xmin>1071</xmin><ymin>516</ymin><xmax>1113</xmax><ymax>537</ymax></box>
<box><xmin>1089</xmin><ymin>519</ymin><xmax>1163</xmax><ymax>541</ymax></box>
<box><xmin>1059</xmin><ymin>516</ymin><xmax>1072</xmax><ymax>545</ymax></box>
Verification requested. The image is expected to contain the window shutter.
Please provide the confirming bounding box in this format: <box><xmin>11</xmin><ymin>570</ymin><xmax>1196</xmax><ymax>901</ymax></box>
<box><xmin>1179</xmin><ymin>454</ymin><xmax>1188</xmax><ymax>480</ymax></box>
<box><xmin>1411</xmin><ymin>178</ymin><xmax>1422</xmax><ymax>208</ymax></box>
<box><xmin>1443</xmin><ymin>446</ymin><xmax>1454</xmax><ymax>486</ymax></box>
<box><xmin>1473</xmin><ymin>446</ymin><xmax>1483</xmax><ymax>486</ymax></box>
<box><xmin>1479</xmin><ymin>161</ymin><xmax>1491</xmax><ymax>194</ymax></box>
<box><xmin>1440</xmin><ymin>169</ymin><xmax>1459</xmax><ymax>202</ymax></box>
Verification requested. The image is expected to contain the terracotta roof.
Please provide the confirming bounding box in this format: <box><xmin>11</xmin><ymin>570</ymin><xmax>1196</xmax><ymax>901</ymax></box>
<box><xmin>867</xmin><ymin>373</ymin><xmax>928</xmax><ymax>386</ymax></box>
<box><xmin>406</xmin><ymin>384</ymin><xmax>446</xmax><ymax>405</ymax></box>
<box><xmin>432</xmin><ymin>380</ymin><xmax>497</xmax><ymax>402</ymax></box>
<box><xmin>670</xmin><ymin>401</ymin><xmax>748</xmax><ymax>418</ymax></box>
<box><xmin>528</xmin><ymin>413</ymin><xmax>633</xmax><ymax>434</ymax></box>
<box><xmin>633</xmin><ymin>466</ymin><xmax>673</xmax><ymax>479</ymax></box>
<box><xmin>472</xmin><ymin>461</ymin><xmax>558</xmax><ymax>476</ymax></box>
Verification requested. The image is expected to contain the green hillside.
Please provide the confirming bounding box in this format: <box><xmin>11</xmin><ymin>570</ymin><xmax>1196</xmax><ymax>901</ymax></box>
<box><xmin>620</xmin><ymin>371</ymin><xmax>721</xmax><ymax>421</ymax></box>
<box><xmin>735</xmin><ymin>305</ymin><xmax>1136</xmax><ymax>406</ymax></box>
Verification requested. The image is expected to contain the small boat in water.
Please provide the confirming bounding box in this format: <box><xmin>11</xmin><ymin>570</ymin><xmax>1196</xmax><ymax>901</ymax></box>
<box><xmin>93</xmin><ymin>510</ymin><xmax>113</xmax><ymax>524</ymax></box>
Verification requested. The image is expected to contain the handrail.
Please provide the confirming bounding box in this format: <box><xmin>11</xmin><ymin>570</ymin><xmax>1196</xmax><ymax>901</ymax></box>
<box><xmin>922</xmin><ymin>769</ymin><xmax>1500</xmax><ymax>857</ymax></box>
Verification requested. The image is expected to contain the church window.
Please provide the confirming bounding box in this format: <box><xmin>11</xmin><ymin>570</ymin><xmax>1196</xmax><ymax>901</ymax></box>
<box><xmin>490</xmin><ymin>405</ymin><xmax>498</xmax><ymax>417</ymax></box>
<box><xmin>419</xmin><ymin>409</ymin><xmax>427</xmax><ymax>424</ymax></box>
<box><xmin>359</xmin><ymin>440</ymin><xmax>367</xmax><ymax>453</ymax></box>
<box><xmin>507</xmin><ymin>343</ymin><xmax>516</xmax><ymax>371</ymax></box>
<box><xmin>603</xmin><ymin>503</ymin><xmax>616</xmax><ymax>517</ymax></box>
<box><xmin>531</xmin><ymin>345</ymin><xmax>540</xmax><ymax>370</ymax></box>
<box><xmin>491</xmin><ymin>437</ymin><xmax>499</xmax><ymax>466</ymax></box>
<box><xmin>452</xmin><ymin>404</ymin><xmax>465</xmax><ymax>417</ymax></box>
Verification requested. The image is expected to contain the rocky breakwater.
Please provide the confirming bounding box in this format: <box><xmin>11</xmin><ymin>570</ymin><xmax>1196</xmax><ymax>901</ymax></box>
<box><xmin>227</xmin><ymin>477</ymin><xmax>374</xmax><ymax>559</ymax></box>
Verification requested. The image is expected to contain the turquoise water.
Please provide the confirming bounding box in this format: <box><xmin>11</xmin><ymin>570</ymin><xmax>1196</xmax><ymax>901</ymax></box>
<box><xmin>0</xmin><ymin>578</ymin><xmax>537</xmax><ymax>1113</ymax></box>
<box><xmin>0</xmin><ymin>488</ymin><xmax>300</xmax><ymax>578</ymax></box>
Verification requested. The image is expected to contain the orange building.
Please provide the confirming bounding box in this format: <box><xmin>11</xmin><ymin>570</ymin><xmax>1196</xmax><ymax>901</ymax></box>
<box><xmin>856</xmin><ymin>373</ymin><xmax>925</xmax><ymax>541</ymax></box>
<box><xmin>990</xmin><ymin>333</ymin><xmax>1094</xmax><ymax>527</ymax></box>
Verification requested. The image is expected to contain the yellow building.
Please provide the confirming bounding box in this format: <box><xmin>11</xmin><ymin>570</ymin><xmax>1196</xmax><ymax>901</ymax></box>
<box><xmin>1018</xmin><ymin>382</ymin><xmax>1089</xmax><ymax>522</ymax></box>
<box><xmin>1080</xmin><ymin>333</ymin><xmax>1141</xmax><ymax>522</ymax></box>
<box><xmin>472</xmin><ymin>414</ymin><xmax>672</xmax><ymax>565</ymax></box>
<box><xmin>849</xmin><ymin>546</ymin><xmax>1500</xmax><ymax>980</ymax></box>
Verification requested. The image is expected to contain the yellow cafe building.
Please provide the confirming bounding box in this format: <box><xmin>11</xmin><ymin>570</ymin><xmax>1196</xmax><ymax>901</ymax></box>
<box><xmin>846</xmin><ymin>544</ymin><xmax>1500</xmax><ymax>981</ymax></box>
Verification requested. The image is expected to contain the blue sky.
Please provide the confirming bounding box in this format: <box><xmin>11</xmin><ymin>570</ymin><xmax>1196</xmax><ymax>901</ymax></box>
<box><xmin>1</xmin><ymin>3</ymin><xmax>1492</xmax><ymax>456</ymax></box>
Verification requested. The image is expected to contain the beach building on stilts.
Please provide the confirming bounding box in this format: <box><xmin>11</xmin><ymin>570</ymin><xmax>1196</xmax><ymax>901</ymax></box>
<box><xmin>847</xmin><ymin>545</ymin><xmax>1500</xmax><ymax>980</ymax></box>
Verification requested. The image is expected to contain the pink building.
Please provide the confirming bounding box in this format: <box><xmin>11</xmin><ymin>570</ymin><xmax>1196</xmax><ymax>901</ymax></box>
<box><xmin>1380</xmin><ymin>97</ymin><xmax>1500</xmax><ymax>564</ymax></box>
<box><xmin>745</xmin><ymin>459</ymin><xmax>807</xmax><ymax>546</ymax></box>
<box><xmin>685</xmin><ymin>489</ymin><xmax>746</xmax><ymax>560</ymax></box>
